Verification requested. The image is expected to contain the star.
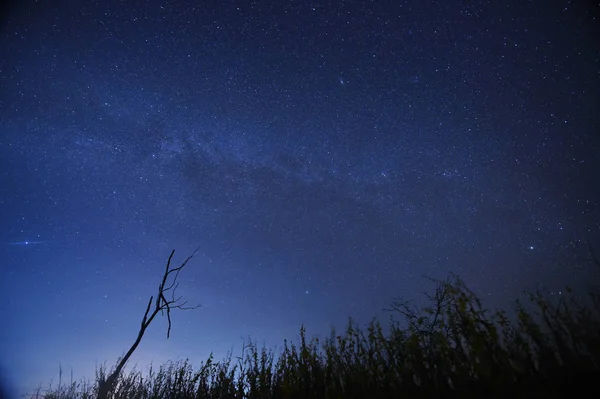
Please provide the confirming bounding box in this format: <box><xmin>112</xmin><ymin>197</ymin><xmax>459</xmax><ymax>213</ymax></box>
<box><xmin>7</xmin><ymin>240</ymin><xmax>49</xmax><ymax>246</ymax></box>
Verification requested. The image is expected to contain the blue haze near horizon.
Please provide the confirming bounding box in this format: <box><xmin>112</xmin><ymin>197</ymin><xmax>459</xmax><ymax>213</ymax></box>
<box><xmin>0</xmin><ymin>0</ymin><xmax>599</xmax><ymax>396</ymax></box>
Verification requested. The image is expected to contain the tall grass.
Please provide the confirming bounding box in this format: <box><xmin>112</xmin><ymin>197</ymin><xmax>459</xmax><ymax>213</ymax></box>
<box><xmin>39</xmin><ymin>274</ymin><xmax>600</xmax><ymax>399</ymax></box>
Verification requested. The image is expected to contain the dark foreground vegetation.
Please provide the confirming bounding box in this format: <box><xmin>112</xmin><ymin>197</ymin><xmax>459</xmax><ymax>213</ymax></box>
<box><xmin>38</xmin><ymin>249</ymin><xmax>600</xmax><ymax>399</ymax></box>
<box><xmin>37</xmin><ymin>278</ymin><xmax>600</xmax><ymax>398</ymax></box>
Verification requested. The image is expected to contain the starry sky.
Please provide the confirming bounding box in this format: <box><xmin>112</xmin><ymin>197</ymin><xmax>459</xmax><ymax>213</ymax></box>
<box><xmin>1</xmin><ymin>0</ymin><xmax>599</xmax><ymax>396</ymax></box>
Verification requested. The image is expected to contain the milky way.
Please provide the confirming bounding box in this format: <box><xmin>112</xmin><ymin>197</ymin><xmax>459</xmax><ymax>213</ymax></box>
<box><xmin>1</xmin><ymin>0</ymin><xmax>598</xmax><ymax>396</ymax></box>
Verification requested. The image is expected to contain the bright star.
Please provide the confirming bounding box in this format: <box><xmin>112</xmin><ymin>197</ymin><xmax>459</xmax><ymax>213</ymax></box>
<box><xmin>7</xmin><ymin>240</ymin><xmax>50</xmax><ymax>246</ymax></box>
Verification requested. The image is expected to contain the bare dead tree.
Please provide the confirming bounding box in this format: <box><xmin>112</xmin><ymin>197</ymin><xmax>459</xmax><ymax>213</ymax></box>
<box><xmin>587</xmin><ymin>240</ymin><xmax>600</xmax><ymax>270</ymax></box>
<box><xmin>97</xmin><ymin>248</ymin><xmax>200</xmax><ymax>399</ymax></box>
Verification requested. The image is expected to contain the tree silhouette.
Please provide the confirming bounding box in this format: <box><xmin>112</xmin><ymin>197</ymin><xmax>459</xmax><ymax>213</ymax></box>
<box><xmin>97</xmin><ymin>249</ymin><xmax>200</xmax><ymax>399</ymax></box>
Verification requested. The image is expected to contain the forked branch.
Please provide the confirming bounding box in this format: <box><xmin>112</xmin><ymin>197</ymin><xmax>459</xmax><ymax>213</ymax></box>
<box><xmin>97</xmin><ymin>248</ymin><xmax>200</xmax><ymax>399</ymax></box>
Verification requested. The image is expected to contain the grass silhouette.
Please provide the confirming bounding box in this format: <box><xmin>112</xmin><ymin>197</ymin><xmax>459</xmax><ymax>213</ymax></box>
<box><xmin>37</xmin><ymin>270</ymin><xmax>600</xmax><ymax>399</ymax></box>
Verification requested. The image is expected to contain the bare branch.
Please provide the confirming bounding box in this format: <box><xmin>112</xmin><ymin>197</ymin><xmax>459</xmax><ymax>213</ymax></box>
<box><xmin>141</xmin><ymin>296</ymin><xmax>153</xmax><ymax>327</ymax></box>
<box><xmin>97</xmin><ymin>248</ymin><xmax>200</xmax><ymax>399</ymax></box>
<box><xmin>166</xmin><ymin>302</ymin><xmax>173</xmax><ymax>339</ymax></box>
<box><xmin>587</xmin><ymin>240</ymin><xmax>600</xmax><ymax>270</ymax></box>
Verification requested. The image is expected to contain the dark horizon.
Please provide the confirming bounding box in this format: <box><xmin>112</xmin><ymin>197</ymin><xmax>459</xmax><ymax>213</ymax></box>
<box><xmin>1</xmin><ymin>0</ymin><xmax>599</xmax><ymax>396</ymax></box>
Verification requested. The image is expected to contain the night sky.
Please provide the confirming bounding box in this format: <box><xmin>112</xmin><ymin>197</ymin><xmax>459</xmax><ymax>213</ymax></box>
<box><xmin>1</xmin><ymin>0</ymin><xmax>599</xmax><ymax>396</ymax></box>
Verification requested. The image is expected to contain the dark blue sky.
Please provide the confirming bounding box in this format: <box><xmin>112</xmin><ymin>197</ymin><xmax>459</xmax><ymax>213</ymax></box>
<box><xmin>1</xmin><ymin>0</ymin><xmax>599</xmax><ymax>396</ymax></box>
